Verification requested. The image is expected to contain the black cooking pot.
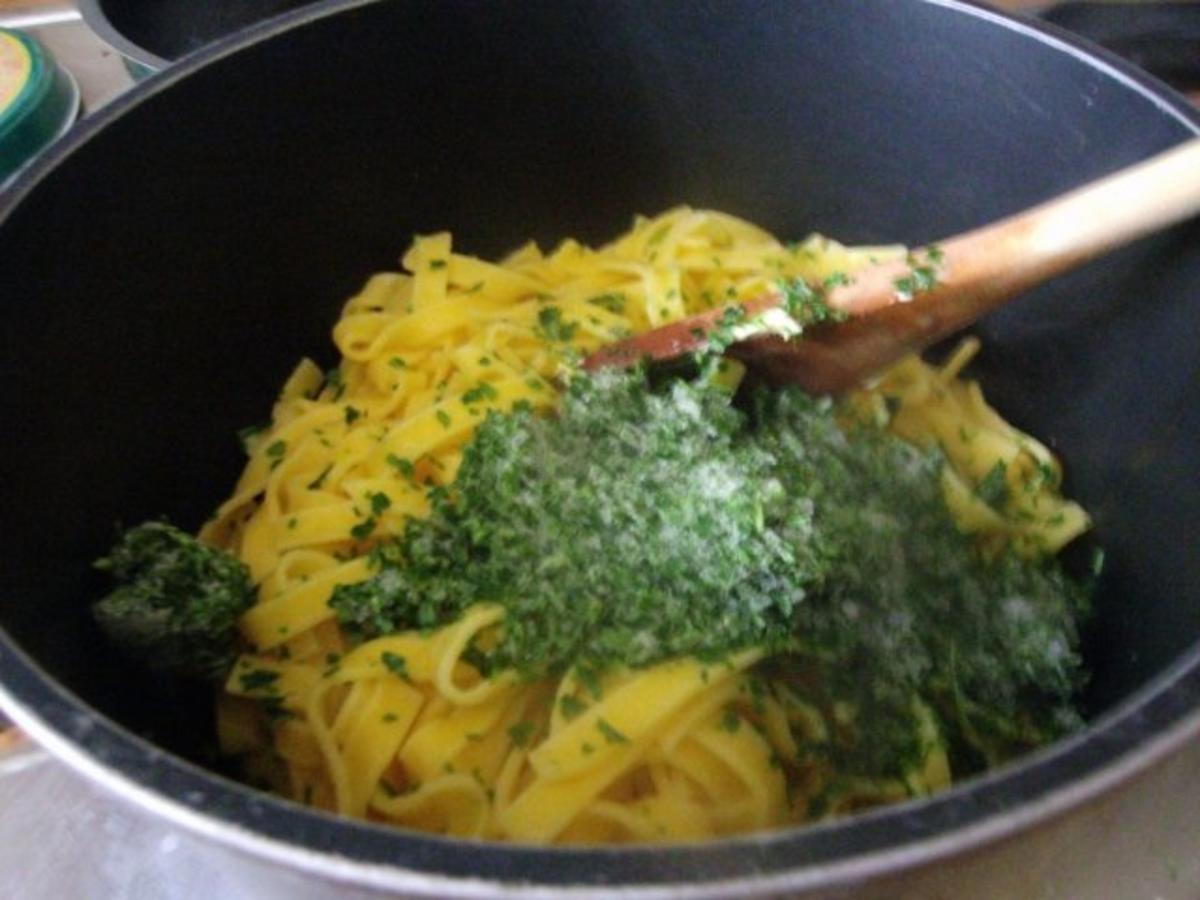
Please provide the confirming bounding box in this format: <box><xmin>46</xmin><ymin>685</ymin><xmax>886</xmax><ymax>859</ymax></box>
<box><xmin>2</xmin><ymin>0</ymin><xmax>1199</xmax><ymax>895</ymax></box>
<box><xmin>77</xmin><ymin>0</ymin><xmax>320</xmax><ymax>70</ymax></box>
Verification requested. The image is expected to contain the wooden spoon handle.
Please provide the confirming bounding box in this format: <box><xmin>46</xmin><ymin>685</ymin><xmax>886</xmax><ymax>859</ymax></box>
<box><xmin>738</xmin><ymin>136</ymin><xmax>1200</xmax><ymax>392</ymax></box>
<box><xmin>586</xmin><ymin>138</ymin><xmax>1200</xmax><ymax>388</ymax></box>
<box><xmin>830</xmin><ymin>136</ymin><xmax>1200</xmax><ymax>319</ymax></box>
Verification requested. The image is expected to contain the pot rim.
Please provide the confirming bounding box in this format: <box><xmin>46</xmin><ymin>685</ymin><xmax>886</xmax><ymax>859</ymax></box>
<box><xmin>74</xmin><ymin>0</ymin><xmax>171</xmax><ymax>71</ymax></box>
<box><xmin>2</xmin><ymin>0</ymin><xmax>1200</xmax><ymax>895</ymax></box>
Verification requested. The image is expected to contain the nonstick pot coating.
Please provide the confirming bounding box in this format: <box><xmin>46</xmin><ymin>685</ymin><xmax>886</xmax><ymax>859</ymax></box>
<box><xmin>78</xmin><ymin>0</ymin><xmax>319</xmax><ymax>68</ymax></box>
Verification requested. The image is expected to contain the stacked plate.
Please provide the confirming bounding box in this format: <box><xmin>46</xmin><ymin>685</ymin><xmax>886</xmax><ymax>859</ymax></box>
<box><xmin>0</xmin><ymin>26</ymin><xmax>77</xmax><ymax>185</ymax></box>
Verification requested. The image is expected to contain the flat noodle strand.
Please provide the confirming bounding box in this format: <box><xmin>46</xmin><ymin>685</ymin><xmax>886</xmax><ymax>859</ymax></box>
<box><xmin>212</xmin><ymin>207</ymin><xmax>1088</xmax><ymax>843</ymax></box>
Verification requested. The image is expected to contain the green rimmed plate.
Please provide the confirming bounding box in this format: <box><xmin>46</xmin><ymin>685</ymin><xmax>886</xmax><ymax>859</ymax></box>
<box><xmin>0</xmin><ymin>28</ymin><xmax>79</xmax><ymax>186</ymax></box>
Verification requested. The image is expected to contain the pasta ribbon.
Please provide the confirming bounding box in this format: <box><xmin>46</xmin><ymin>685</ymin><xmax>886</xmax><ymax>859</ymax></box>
<box><xmin>211</xmin><ymin>208</ymin><xmax>1088</xmax><ymax>844</ymax></box>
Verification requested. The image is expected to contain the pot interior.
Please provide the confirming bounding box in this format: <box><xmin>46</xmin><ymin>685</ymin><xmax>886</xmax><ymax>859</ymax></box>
<box><xmin>89</xmin><ymin>0</ymin><xmax>319</xmax><ymax>63</ymax></box>
<box><xmin>1</xmin><ymin>0</ymin><xmax>1199</xmax><ymax>883</ymax></box>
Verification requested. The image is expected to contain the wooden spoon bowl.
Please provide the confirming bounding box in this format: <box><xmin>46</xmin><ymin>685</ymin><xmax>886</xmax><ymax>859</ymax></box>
<box><xmin>585</xmin><ymin>137</ymin><xmax>1200</xmax><ymax>393</ymax></box>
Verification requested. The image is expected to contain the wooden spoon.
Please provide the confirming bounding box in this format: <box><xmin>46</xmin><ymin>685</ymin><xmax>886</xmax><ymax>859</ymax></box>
<box><xmin>584</xmin><ymin>137</ymin><xmax>1200</xmax><ymax>393</ymax></box>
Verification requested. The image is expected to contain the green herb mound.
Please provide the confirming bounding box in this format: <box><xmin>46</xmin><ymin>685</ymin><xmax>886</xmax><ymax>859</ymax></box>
<box><xmin>332</xmin><ymin>370</ymin><xmax>1089</xmax><ymax>777</ymax></box>
<box><xmin>93</xmin><ymin>522</ymin><xmax>254</xmax><ymax>681</ymax></box>
<box><xmin>333</xmin><ymin>371</ymin><xmax>812</xmax><ymax>674</ymax></box>
<box><xmin>751</xmin><ymin>390</ymin><xmax>1089</xmax><ymax>774</ymax></box>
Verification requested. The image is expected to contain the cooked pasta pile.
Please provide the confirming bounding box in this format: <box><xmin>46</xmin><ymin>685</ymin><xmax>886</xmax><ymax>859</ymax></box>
<box><xmin>206</xmin><ymin>208</ymin><xmax>1089</xmax><ymax>843</ymax></box>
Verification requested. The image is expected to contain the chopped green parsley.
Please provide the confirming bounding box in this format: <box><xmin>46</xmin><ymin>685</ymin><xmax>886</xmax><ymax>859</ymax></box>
<box><xmin>380</xmin><ymin>651</ymin><xmax>410</xmax><ymax>681</ymax></box>
<box><xmin>307</xmin><ymin>463</ymin><xmax>333</xmax><ymax>490</ymax></box>
<box><xmin>508</xmin><ymin>720</ymin><xmax>536</xmax><ymax>747</ymax></box>
<box><xmin>559</xmin><ymin>695</ymin><xmax>589</xmax><ymax>721</ymax></box>
<box><xmin>462</xmin><ymin>382</ymin><xmax>500</xmax><ymax>405</ymax></box>
<box><xmin>977</xmin><ymin>460</ymin><xmax>1010</xmax><ymax>509</ymax></box>
<box><xmin>330</xmin><ymin>369</ymin><xmax>1089</xmax><ymax>780</ymax></box>
<box><xmin>265</xmin><ymin>440</ymin><xmax>287</xmax><ymax>469</ymax></box>
<box><xmin>324</xmin><ymin>367</ymin><xmax>346</xmax><ymax>401</ymax></box>
<box><xmin>238</xmin><ymin>669</ymin><xmax>280</xmax><ymax>692</ymax></box>
<box><xmin>535</xmin><ymin>306</ymin><xmax>578</xmax><ymax>343</ymax></box>
<box><xmin>237</xmin><ymin>423</ymin><xmax>267</xmax><ymax>453</ymax></box>
<box><xmin>596</xmin><ymin>718</ymin><xmax>629</xmax><ymax>745</ymax></box>
<box><xmin>586</xmin><ymin>293</ymin><xmax>627</xmax><ymax>314</ymax></box>
<box><xmin>386</xmin><ymin>454</ymin><xmax>416</xmax><ymax>481</ymax></box>
<box><xmin>893</xmin><ymin>246</ymin><xmax>944</xmax><ymax>301</ymax></box>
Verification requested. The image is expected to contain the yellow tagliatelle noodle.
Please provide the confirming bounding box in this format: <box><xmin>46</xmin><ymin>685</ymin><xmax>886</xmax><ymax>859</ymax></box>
<box><xmin>209</xmin><ymin>207</ymin><xmax>1087</xmax><ymax>843</ymax></box>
